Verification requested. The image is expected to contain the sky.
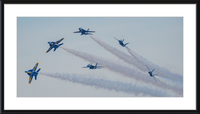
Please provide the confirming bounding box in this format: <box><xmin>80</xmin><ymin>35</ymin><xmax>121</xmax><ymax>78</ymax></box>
<box><xmin>17</xmin><ymin>17</ymin><xmax>183</xmax><ymax>97</ymax></box>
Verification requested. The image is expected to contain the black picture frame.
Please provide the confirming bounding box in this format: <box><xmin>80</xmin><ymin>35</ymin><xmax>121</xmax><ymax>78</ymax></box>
<box><xmin>1</xmin><ymin>0</ymin><xmax>200</xmax><ymax>114</ymax></box>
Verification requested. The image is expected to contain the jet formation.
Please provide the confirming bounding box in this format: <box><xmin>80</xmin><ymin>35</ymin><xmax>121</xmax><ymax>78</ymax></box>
<box><xmin>25</xmin><ymin>27</ymin><xmax>159</xmax><ymax>84</ymax></box>
<box><xmin>25</xmin><ymin>62</ymin><xmax>41</xmax><ymax>84</ymax></box>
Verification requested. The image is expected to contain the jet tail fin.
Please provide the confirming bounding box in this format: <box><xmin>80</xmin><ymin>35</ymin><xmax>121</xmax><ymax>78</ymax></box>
<box><xmin>37</xmin><ymin>68</ymin><xmax>41</xmax><ymax>73</ymax></box>
<box><xmin>95</xmin><ymin>63</ymin><xmax>98</xmax><ymax>67</ymax></box>
<box><xmin>58</xmin><ymin>43</ymin><xmax>64</xmax><ymax>47</ymax></box>
<box><xmin>54</xmin><ymin>48</ymin><xmax>56</xmax><ymax>51</ymax></box>
<box><xmin>35</xmin><ymin>68</ymin><xmax>41</xmax><ymax>80</ymax></box>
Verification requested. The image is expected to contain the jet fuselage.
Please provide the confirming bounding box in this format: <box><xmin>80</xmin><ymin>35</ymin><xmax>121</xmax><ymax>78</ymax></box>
<box><xmin>148</xmin><ymin>71</ymin><xmax>153</xmax><ymax>76</ymax></box>
<box><xmin>119</xmin><ymin>41</ymin><xmax>125</xmax><ymax>47</ymax></box>
<box><xmin>87</xmin><ymin>64</ymin><xmax>96</xmax><ymax>69</ymax></box>
<box><xmin>48</xmin><ymin>42</ymin><xmax>60</xmax><ymax>48</ymax></box>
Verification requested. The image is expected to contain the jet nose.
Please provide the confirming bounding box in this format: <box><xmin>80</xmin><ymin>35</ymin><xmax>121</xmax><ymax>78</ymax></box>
<box><xmin>48</xmin><ymin>42</ymin><xmax>50</xmax><ymax>44</ymax></box>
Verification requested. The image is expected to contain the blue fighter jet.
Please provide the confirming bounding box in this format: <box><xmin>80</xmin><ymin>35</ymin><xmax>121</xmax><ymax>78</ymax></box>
<box><xmin>73</xmin><ymin>27</ymin><xmax>95</xmax><ymax>35</ymax></box>
<box><xmin>25</xmin><ymin>62</ymin><xmax>41</xmax><ymax>84</ymax></box>
<box><xmin>145</xmin><ymin>64</ymin><xmax>158</xmax><ymax>84</ymax></box>
<box><xmin>46</xmin><ymin>37</ymin><xmax>64</xmax><ymax>53</ymax></box>
<box><xmin>114</xmin><ymin>37</ymin><xmax>130</xmax><ymax>49</ymax></box>
<box><xmin>82</xmin><ymin>63</ymin><xmax>104</xmax><ymax>69</ymax></box>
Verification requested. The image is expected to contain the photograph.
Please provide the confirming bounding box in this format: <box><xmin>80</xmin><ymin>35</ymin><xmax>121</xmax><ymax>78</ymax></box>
<box><xmin>17</xmin><ymin>17</ymin><xmax>183</xmax><ymax>97</ymax></box>
<box><xmin>3</xmin><ymin>3</ymin><xmax>197</xmax><ymax>111</ymax></box>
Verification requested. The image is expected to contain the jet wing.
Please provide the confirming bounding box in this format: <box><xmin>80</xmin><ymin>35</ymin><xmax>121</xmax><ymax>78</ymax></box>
<box><xmin>33</xmin><ymin>62</ymin><xmax>39</xmax><ymax>72</ymax></box>
<box><xmin>125</xmin><ymin>46</ymin><xmax>130</xmax><ymax>50</ymax></box>
<box><xmin>152</xmin><ymin>76</ymin><xmax>158</xmax><ymax>83</ymax></box>
<box><xmin>26</xmin><ymin>70</ymin><xmax>32</xmax><ymax>76</ymax></box>
<box><xmin>87</xmin><ymin>31</ymin><xmax>95</xmax><ymax>33</ymax></box>
<box><xmin>73</xmin><ymin>31</ymin><xmax>81</xmax><ymax>33</ymax></box>
<box><xmin>145</xmin><ymin>65</ymin><xmax>151</xmax><ymax>71</ymax></box>
<box><xmin>46</xmin><ymin>46</ymin><xmax>54</xmax><ymax>53</ymax></box>
<box><xmin>96</xmin><ymin>66</ymin><xmax>104</xmax><ymax>69</ymax></box>
<box><xmin>28</xmin><ymin>75</ymin><xmax>33</xmax><ymax>84</ymax></box>
<box><xmin>113</xmin><ymin>37</ymin><xmax>119</xmax><ymax>41</ymax></box>
<box><xmin>56</xmin><ymin>37</ymin><xmax>64</xmax><ymax>44</ymax></box>
<box><xmin>27</xmin><ymin>69</ymin><xmax>33</xmax><ymax>73</ymax></box>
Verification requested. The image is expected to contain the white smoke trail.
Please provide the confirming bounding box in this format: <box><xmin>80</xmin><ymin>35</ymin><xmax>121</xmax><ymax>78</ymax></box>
<box><xmin>40</xmin><ymin>72</ymin><xmax>181</xmax><ymax>97</ymax></box>
<box><xmin>89</xmin><ymin>35</ymin><xmax>182</xmax><ymax>81</ymax></box>
<box><xmin>90</xmin><ymin>35</ymin><xmax>146</xmax><ymax>71</ymax></box>
<box><xmin>60</xmin><ymin>46</ymin><xmax>183</xmax><ymax>95</ymax></box>
<box><xmin>127</xmin><ymin>49</ymin><xmax>183</xmax><ymax>81</ymax></box>
<box><xmin>155</xmin><ymin>76</ymin><xmax>183</xmax><ymax>90</ymax></box>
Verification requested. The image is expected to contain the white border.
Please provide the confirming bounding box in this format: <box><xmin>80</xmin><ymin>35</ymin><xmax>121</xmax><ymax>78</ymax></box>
<box><xmin>4</xmin><ymin>4</ymin><xmax>196</xmax><ymax>110</ymax></box>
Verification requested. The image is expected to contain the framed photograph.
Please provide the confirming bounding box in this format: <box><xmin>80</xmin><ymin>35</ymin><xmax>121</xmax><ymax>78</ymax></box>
<box><xmin>1</xmin><ymin>0</ymin><xmax>199</xmax><ymax>113</ymax></box>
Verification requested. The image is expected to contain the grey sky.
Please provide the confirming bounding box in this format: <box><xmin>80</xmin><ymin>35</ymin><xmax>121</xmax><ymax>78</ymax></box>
<box><xmin>17</xmin><ymin>17</ymin><xmax>183</xmax><ymax>97</ymax></box>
